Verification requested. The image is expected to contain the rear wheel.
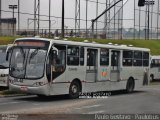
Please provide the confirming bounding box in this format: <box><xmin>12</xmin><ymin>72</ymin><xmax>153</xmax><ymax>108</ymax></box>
<box><xmin>126</xmin><ymin>78</ymin><xmax>135</xmax><ymax>93</ymax></box>
<box><xmin>69</xmin><ymin>81</ymin><xmax>80</xmax><ymax>99</ymax></box>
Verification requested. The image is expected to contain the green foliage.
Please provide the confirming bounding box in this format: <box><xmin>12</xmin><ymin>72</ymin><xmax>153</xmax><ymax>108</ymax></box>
<box><xmin>0</xmin><ymin>36</ymin><xmax>17</xmax><ymax>45</ymax></box>
<box><xmin>0</xmin><ymin>36</ymin><xmax>160</xmax><ymax>55</ymax></box>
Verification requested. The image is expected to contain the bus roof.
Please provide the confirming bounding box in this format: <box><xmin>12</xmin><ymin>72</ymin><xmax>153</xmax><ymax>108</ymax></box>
<box><xmin>151</xmin><ymin>56</ymin><xmax>160</xmax><ymax>59</ymax></box>
<box><xmin>15</xmin><ymin>37</ymin><xmax>150</xmax><ymax>52</ymax></box>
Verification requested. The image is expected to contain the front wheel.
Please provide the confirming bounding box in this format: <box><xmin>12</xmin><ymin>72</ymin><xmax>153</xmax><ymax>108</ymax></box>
<box><xmin>69</xmin><ymin>81</ymin><xmax>80</xmax><ymax>99</ymax></box>
<box><xmin>126</xmin><ymin>78</ymin><xmax>135</xmax><ymax>93</ymax></box>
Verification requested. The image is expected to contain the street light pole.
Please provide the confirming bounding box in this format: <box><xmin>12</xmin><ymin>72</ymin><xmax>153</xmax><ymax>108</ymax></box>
<box><xmin>49</xmin><ymin>0</ymin><xmax>51</xmax><ymax>37</ymax></box>
<box><xmin>61</xmin><ymin>0</ymin><xmax>64</xmax><ymax>38</ymax></box>
<box><xmin>9</xmin><ymin>5</ymin><xmax>17</xmax><ymax>36</ymax></box>
<box><xmin>0</xmin><ymin>0</ymin><xmax>1</xmax><ymax>19</ymax></box>
<box><xmin>34</xmin><ymin>0</ymin><xmax>36</xmax><ymax>36</ymax></box>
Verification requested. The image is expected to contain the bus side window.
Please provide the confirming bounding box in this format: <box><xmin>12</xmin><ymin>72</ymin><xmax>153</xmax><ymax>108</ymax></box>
<box><xmin>143</xmin><ymin>52</ymin><xmax>149</xmax><ymax>67</ymax></box>
<box><xmin>67</xmin><ymin>46</ymin><xmax>79</xmax><ymax>66</ymax></box>
<box><xmin>100</xmin><ymin>49</ymin><xmax>109</xmax><ymax>66</ymax></box>
<box><xmin>123</xmin><ymin>50</ymin><xmax>133</xmax><ymax>66</ymax></box>
<box><xmin>133</xmin><ymin>51</ymin><xmax>142</xmax><ymax>66</ymax></box>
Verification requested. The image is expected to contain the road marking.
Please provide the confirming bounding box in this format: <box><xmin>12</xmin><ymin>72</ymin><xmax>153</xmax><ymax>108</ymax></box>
<box><xmin>0</xmin><ymin>101</ymin><xmax>26</xmax><ymax>105</ymax></box>
<box><xmin>85</xmin><ymin>110</ymin><xmax>105</xmax><ymax>114</ymax></box>
<box><xmin>75</xmin><ymin>104</ymin><xmax>102</xmax><ymax>110</ymax></box>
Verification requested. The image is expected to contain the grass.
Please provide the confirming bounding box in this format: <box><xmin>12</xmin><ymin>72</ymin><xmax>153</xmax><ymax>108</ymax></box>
<box><xmin>0</xmin><ymin>36</ymin><xmax>18</xmax><ymax>45</ymax></box>
<box><xmin>1</xmin><ymin>36</ymin><xmax>160</xmax><ymax>55</ymax></box>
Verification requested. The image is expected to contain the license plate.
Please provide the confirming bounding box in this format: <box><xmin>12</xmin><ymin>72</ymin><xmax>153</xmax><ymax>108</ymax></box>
<box><xmin>20</xmin><ymin>86</ymin><xmax>28</xmax><ymax>91</ymax></box>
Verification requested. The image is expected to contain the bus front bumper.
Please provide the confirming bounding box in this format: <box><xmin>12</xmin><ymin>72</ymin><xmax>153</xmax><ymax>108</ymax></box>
<box><xmin>9</xmin><ymin>83</ymin><xmax>50</xmax><ymax>95</ymax></box>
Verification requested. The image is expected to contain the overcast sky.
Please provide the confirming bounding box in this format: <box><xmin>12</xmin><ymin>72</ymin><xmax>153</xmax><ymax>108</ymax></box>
<box><xmin>1</xmin><ymin>0</ymin><xmax>136</xmax><ymax>30</ymax></box>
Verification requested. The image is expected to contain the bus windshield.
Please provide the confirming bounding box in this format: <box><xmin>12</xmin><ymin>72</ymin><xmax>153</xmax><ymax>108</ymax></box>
<box><xmin>0</xmin><ymin>46</ymin><xmax>8</xmax><ymax>69</ymax></box>
<box><xmin>10</xmin><ymin>47</ymin><xmax>48</xmax><ymax>79</ymax></box>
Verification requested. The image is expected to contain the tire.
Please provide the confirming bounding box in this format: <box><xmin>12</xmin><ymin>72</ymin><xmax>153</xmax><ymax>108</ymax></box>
<box><xmin>126</xmin><ymin>78</ymin><xmax>135</xmax><ymax>93</ymax></box>
<box><xmin>37</xmin><ymin>94</ymin><xmax>47</xmax><ymax>98</ymax></box>
<box><xmin>69</xmin><ymin>81</ymin><xmax>80</xmax><ymax>99</ymax></box>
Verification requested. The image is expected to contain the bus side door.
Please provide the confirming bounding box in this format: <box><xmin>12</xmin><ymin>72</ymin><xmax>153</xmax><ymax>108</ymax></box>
<box><xmin>110</xmin><ymin>50</ymin><xmax>121</xmax><ymax>81</ymax></box>
<box><xmin>86</xmin><ymin>48</ymin><xmax>98</xmax><ymax>82</ymax></box>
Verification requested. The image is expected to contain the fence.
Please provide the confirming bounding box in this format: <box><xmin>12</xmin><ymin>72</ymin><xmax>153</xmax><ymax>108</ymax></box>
<box><xmin>0</xmin><ymin>0</ymin><xmax>159</xmax><ymax>40</ymax></box>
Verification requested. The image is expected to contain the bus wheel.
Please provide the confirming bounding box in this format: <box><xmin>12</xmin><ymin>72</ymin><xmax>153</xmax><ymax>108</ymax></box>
<box><xmin>69</xmin><ymin>81</ymin><xmax>80</xmax><ymax>99</ymax></box>
<box><xmin>126</xmin><ymin>78</ymin><xmax>135</xmax><ymax>93</ymax></box>
<box><xmin>37</xmin><ymin>94</ymin><xmax>47</xmax><ymax>98</ymax></box>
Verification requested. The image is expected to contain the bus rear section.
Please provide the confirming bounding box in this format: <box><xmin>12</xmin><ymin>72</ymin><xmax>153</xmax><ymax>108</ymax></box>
<box><xmin>0</xmin><ymin>45</ymin><xmax>9</xmax><ymax>87</ymax></box>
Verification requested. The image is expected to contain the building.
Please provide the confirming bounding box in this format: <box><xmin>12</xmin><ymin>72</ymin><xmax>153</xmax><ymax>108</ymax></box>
<box><xmin>0</xmin><ymin>18</ymin><xmax>16</xmax><ymax>36</ymax></box>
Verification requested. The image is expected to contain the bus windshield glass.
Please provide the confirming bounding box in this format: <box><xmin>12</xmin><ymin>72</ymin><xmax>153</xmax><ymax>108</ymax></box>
<box><xmin>10</xmin><ymin>40</ymin><xmax>49</xmax><ymax>79</ymax></box>
<box><xmin>0</xmin><ymin>46</ymin><xmax>8</xmax><ymax>69</ymax></box>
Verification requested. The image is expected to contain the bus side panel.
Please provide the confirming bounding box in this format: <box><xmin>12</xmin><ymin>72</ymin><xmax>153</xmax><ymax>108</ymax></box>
<box><xmin>121</xmin><ymin>67</ymin><xmax>147</xmax><ymax>89</ymax></box>
<box><xmin>150</xmin><ymin>67</ymin><xmax>160</xmax><ymax>80</ymax></box>
<box><xmin>0</xmin><ymin>69</ymin><xmax>9</xmax><ymax>87</ymax></box>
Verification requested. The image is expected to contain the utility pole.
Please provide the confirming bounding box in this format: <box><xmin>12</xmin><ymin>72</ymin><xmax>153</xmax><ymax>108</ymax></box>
<box><xmin>0</xmin><ymin>0</ymin><xmax>1</xmax><ymax>19</ymax></box>
<box><xmin>61</xmin><ymin>0</ymin><xmax>64</xmax><ymax>38</ymax></box>
<box><xmin>49</xmin><ymin>0</ymin><xmax>51</xmax><ymax>37</ymax></box>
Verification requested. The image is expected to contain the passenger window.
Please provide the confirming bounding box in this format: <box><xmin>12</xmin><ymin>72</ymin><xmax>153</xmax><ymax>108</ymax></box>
<box><xmin>67</xmin><ymin>46</ymin><xmax>79</xmax><ymax>66</ymax></box>
<box><xmin>123</xmin><ymin>51</ymin><xmax>133</xmax><ymax>66</ymax></box>
<box><xmin>143</xmin><ymin>52</ymin><xmax>149</xmax><ymax>67</ymax></box>
<box><xmin>100</xmin><ymin>49</ymin><xmax>109</xmax><ymax>66</ymax></box>
<box><xmin>133</xmin><ymin>51</ymin><xmax>142</xmax><ymax>66</ymax></box>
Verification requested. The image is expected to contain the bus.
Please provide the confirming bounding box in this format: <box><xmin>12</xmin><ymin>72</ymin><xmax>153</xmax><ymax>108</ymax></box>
<box><xmin>150</xmin><ymin>56</ymin><xmax>160</xmax><ymax>81</ymax></box>
<box><xmin>7</xmin><ymin>37</ymin><xmax>150</xmax><ymax>98</ymax></box>
<box><xmin>0</xmin><ymin>45</ymin><xmax>10</xmax><ymax>87</ymax></box>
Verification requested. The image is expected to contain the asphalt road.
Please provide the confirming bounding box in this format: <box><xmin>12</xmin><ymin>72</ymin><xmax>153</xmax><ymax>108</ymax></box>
<box><xmin>0</xmin><ymin>84</ymin><xmax>160</xmax><ymax>120</ymax></box>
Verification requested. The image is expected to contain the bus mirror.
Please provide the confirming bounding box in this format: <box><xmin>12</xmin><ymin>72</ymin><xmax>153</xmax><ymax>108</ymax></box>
<box><xmin>138</xmin><ymin>0</ymin><xmax>145</xmax><ymax>7</ymax></box>
<box><xmin>6</xmin><ymin>52</ymin><xmax>9</xmax><ymax>61</ymax></box>
<box><xmin>6</xmin><ymin>46</ymin><xmax>13</xmax><ymax>61</ymax></box>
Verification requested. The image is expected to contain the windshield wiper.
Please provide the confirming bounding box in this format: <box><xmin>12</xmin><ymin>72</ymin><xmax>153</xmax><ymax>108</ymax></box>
<box><xmin>0</xmin><ymin>65</ymin><xmax>8</xmax><ymax>69</ymax></box>
<box><xmin>29</xmin><ymin>48</ymin><xmax>39</xmax><ymax>63</ymax></box>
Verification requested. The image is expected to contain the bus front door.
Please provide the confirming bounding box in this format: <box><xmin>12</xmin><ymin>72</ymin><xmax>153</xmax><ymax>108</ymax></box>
<box><xmin>110</xmin><ymin>50</ymin><xmax>121</xmax><ymax>81</ymax></box>
<box><xmin>86</xmin><ymin>49</ymin><xmax>98</xmax><ymax>82</ymax></box>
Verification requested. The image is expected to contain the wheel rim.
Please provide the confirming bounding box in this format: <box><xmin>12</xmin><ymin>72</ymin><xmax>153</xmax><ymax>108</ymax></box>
<box><xmin>71</xmin><ymin>85</ymin><xmax>78</xmax><ymax>94</ymax></box>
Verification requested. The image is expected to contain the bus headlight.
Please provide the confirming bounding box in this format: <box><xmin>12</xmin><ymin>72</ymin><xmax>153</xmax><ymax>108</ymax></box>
<box><xmin>33</xmin><ymin>82</ymin><xmax>47</xmax><ymax>87</ymax></box>
<box><xmin>0</xmin><ymin>74</ymin><xmax>8</xmax><ymax>77</ymax></box>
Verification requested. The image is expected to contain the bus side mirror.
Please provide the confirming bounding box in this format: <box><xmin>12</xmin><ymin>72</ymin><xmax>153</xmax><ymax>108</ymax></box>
<box><xmin>6</xmin><ymin>51</ymin><xmax>9</xmax><ymax>61</ymax></box>
<box><xmin>6</xmin><ymin>46</ymin><xmax>13</xmax><ymax>61</ymax></box>
<box><xmin>138</xmin><ymin>0</ymin><xmax>145</xmax><ymax>7</ymax></box>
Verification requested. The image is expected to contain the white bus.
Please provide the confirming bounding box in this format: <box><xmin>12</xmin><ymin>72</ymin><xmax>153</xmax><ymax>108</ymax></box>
<box><xmin>0</xmin><ymin>45</ymin><xmax>10</xmax><ymax>87</ymax></box>
<box><xmin>150</xmin><ymin>56</ymin><xmax>160</xmax><ymax>81</ymax></box>
<box><xmin>7</xmin><ymin>38</ymin><xmax>150</xmax><ymax>98</ymax></box>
